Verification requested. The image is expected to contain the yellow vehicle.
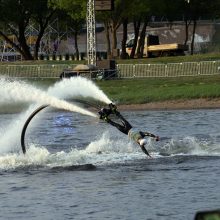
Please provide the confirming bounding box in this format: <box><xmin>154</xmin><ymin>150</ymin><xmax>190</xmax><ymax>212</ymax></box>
<box><xmin>126</xmin><ymin>35</ymin><xmax>188</xmax><ymax>57</ymax></box>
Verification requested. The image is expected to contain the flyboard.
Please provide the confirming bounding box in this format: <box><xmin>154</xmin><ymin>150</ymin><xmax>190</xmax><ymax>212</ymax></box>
<box><xmin>20</xmin><ymin>99</ymin><xmax>104</xmax><ymax>154</ymax></box>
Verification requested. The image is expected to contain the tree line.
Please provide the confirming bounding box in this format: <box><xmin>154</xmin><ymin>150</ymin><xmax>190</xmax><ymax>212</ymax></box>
<box><xmin>0</xmin><ymin>0</ymin><xmax>219</xmax><ymax>60</ymax></box>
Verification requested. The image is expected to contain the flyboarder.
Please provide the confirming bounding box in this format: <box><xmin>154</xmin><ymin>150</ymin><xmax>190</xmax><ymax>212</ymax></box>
<box><xmin>99</xmin><ymin>103</ymin><xmax>159</xmax><ymax>157</ymax></box>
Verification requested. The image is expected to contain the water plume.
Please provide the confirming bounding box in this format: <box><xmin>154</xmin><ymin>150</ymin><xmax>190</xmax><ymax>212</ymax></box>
<box><xmin>0</xmin><ymin>78</ymin><xmax>96</xmax><ymax>117</ymax></box>
<box><xmin>47</xmin><ymin>76</ymin><xmax>112</xmax><ymax>104</ymax></box>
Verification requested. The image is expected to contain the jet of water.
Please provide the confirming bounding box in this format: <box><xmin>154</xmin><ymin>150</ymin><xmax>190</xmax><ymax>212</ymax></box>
<box><xmin>0</xmin><ymin>78</ymin><xmax>96</xmax><ymax>117</ymax></box>
<box><xmin>47</xmin><ymin>76</ymin><xmax>112</xmax><ymax>104</ymax></box>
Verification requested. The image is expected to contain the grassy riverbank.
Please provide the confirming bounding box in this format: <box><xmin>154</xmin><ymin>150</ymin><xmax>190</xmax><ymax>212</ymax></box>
<box><xmin>96</xmin><ymin>75</ymin><xmax>220</xmax><ymax>104</ymax></box>
<box><xmin>26</xmin><ymin>75</ymin><xmax>220</xmax><ymax>105</ymax></box>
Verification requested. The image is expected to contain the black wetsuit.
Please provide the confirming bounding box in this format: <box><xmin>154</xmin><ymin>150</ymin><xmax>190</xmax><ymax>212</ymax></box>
<box><xmin>107</xmin><ymin>113</ymin><xmax>156</xmax><ymax>138</ymax></box>
<box><xmin>107</xmin><ymin>113</ymin><xmax>132</xmax><ymax>135</ymax></box>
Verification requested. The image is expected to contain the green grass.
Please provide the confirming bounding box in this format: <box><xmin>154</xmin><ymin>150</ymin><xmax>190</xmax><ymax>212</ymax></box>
<box><xmin>95</xmin><ymin>75</ymin><xmax>220</xmax><ymax>104</ymax></box>
<box><xmin>14</xmin><ymin>75</ymin><xmax>220</xmax><ymax>105</ymax></box>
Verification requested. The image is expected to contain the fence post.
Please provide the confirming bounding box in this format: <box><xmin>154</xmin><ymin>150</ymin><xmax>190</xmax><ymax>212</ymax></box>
<box><xmin>116</xmin><ymin>64</ymin><xmax>120</xmax><ymax>78</ymax></box>
<box><xmin>165</xmin><ymin>64</ymin><xmax>168</xmax><ymax>77</ymax></box>
<box><xmin>7</xmin><ymin>66</ymin><xmax>9</xmax><ymax>77</ymax></box>
<box><xmin>133</xmin><ymin>64</ymin><xmax>136</xmax><ymax>77</ymax></box>
<box><xmin>198</xmin><ymin>62</ymin><xmax>200</xmax><ymax>75</ymax></box>
<box><xmin>37</xmin><ymin>66</ymin><xmax>40</xmax><ymax>78</ymax></box>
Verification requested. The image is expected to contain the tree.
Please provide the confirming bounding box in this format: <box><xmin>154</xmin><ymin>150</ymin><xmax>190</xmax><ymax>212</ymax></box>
<box><xmin>135</xmin><ymin>1</ymin><xmax>153</xmax><ymax>58</ymax></box>
<box><xmin>96</xmin><ymin>12</ymin><xmax>112</xmax><ymax>57</ymax></box>
<box><xmin>0</xmin><ymin>0</ymin><xmax>56</xmax><ymax>60</ymax></box>
<box><xmin>32</xmin><ymin>0</ymin><xmax>56</xmax><ymax>59</ymax></box>
<box><xmin>96</xmin><ymin>0</ymin><xmax>129</xmax><ymax>58</ymax></box>
<box><xmin>182</xmin><ymin>0</ymin><xmax>213</xmax><ymax>54</ymax></box>
<box><xmin>50</xmin><ymin>0</ymin><xmax>87</xmax><ymax>60</ymax></box>
<box><xmin>120</xmin><ymin>17</ymin><xmax>128</xmax><ymax>59</ymax></box>
<box><xmin>129</xmin><ymin>0</ymin><xmax>152</xmax><ymax>59</ymax></box>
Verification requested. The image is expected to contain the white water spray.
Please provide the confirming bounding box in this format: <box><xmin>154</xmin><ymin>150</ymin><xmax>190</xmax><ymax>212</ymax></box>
<box><xmin>47</xmin><ymin>77</ymin><xmax>112</xmax><ymax>104</ymax></box>
<box><xmin>0</xmin><ymin>78</ymin><xmax>96</xmax><ymax>117</ymax></box>
<box><xmin>0</xmin><ymin>104</ymin><xmax>42</xmax><ymax>153</ymax></box>
<box><xmin>0</xmin><ymin>76</ymin><xmax>113</xmax><ymax>156</ymax></box>
<box><xmin>0</xmin><ymin>133</ymin><xmax>142</xmax><ymax>170</ymax></box>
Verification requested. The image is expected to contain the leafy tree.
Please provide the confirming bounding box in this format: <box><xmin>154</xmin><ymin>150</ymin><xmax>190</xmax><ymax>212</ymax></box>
<box><xmin>115</xmin><ymin>0</ymin><xmax>153</xmax><ymax>59</ymax></box>
<box><xmin>96</xmin><ymin>0</ymin><xmax>150</xmax><ymax>59</ymax></box>
<box><xmin>0</xmin><ymin>0</ymin><xmax>56</xmax><ymax>60</ymax></box>
<box><xmin>50</xmin><ymin>0</ymin><xmax>87</xmax><ymax>60</ymax></box>
<box><xmin>181</xmin><ymin>0</ymin><xmax>214</xmax><ymax>54</ymax></box>
<box><xmin>128</xmin><ymin>0</ymin><xmax>152</xmax><ymax>59</ymax></box>
<box><xmin>96</xmin><ymin>12</ymin><xmax>112</xmax><ymax>56</ymax></box>
<box><xmin>151</xmin><ymin>0</ymin><xmax>182</xmax><ymax>25</ymax></box>
<box><xmin>96</xmin><ymin>0</ymin><xmax>129</xmax><ymax>58</ymax></box>
<box><xmin>133</xmin><ymin>0</ymin><xmax>152</xmax><ymax>58</ymax></box>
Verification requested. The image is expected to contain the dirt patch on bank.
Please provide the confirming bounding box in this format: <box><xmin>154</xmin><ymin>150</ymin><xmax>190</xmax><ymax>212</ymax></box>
<box><xmin>117</xmin><ymin>98</ymin><xmax>220</xmax><ymax>111</ymax></box>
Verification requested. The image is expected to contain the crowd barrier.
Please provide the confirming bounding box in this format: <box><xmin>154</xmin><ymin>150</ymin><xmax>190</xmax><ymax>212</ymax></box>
<box><xmin>0</xmin><ymin>60</ymin><xmax>220</xmax><ymax>78</ymax></box>
<box><xmin>117</xmin><ymin>60</ymin><xmax>220</xmax><ymax>78</ymax></box>
<box><xmin>0</xmin><ymin>64</ymin><xmax>77</xmax><ymax>78</ymax></box>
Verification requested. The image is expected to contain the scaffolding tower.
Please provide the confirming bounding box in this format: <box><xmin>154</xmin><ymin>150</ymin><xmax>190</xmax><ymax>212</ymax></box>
<box><xmin>0</xmin><ymin>19</ymin><xmax>68</xmax><ymax>61</ymax></box>
<box><xmin>87</xmin><ymin>0</ymin><xmax>96</xmax><ymax>65</ymax></box>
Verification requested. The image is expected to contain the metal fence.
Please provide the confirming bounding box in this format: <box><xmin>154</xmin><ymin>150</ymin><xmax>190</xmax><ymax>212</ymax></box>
<box><xmin>117</xmin><ymin>60</ymin><xmax>220</xmax><ymax>78</ymax></box>
<box><xmin>0</xmin><ymin>60</ymin><xmax>220</xmax><ymax>78</ymax></box>
<box><xmin>0</xmin><ymin>64</ymin><xmax>78</xmax><ymax>78</ymax></box>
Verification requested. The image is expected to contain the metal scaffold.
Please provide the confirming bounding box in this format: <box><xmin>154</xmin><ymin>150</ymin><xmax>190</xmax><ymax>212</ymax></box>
<box><xmin>87</xmin><ymin>0</ymin><xmax>96</xmax><ymax>65</ymax></box>
<box><xmin>0</xmin><ymin>19</ymin><xmax>67</xmax><ymax>61</ymax></box>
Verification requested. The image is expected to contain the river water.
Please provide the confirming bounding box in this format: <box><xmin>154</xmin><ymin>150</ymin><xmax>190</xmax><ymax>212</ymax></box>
<box><xmin>0</xmin><ymin>107</ymin><xmax>220</xmax><ymax>220</ymax></box>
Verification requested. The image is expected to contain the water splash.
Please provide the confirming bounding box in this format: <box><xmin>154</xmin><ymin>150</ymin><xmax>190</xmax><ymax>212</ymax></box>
<box><xmin>1</xmin><ymin>132</ymin><xmax>220</xmax><ymax>171</ymax></box>
<box><xmin>47</xmin><ymin>76</ymin><xmax>112</xmax><ymax>104</ymax></box>
<box><xmin>157</xmin><ymin>136</ymin><xmax>220</xmax><ymax>156</ymax></box>
<box><xmin>0</xmin><ymin>105</ymin><xmax>43</xmax><ymax>154</ymax></box>
<box><xmin>0</xmin><ymin>133</ymin><xmax>142</xmax><ymax>170</ymax></box>
<box><xmin>0</xmin><ymin>78</ymin><xmax>96</xmax><ymax>117</ymax></box>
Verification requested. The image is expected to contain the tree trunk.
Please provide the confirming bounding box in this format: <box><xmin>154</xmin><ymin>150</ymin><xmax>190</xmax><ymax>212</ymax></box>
<box><xmin>111</xmin><ymin>18</ymin><xmax>122</xmax><ymax>56</ymax></box>
<box><xmin>111</xmin><ymin>24</ymin><xmax>117</xmax><ymax>52</ymax></box>
<box><xmin>184</xmin><ymin>19</ymin><xmax>191</xmax><ymax>46</ymax></box>
<box><xmin>104</xmin><ymin>21</ymin><xmax>111</xmax><ymax>57</ymax></box>
<box><xmin>34</xmin><ymin>12</ymin><xmax>54</xmax><ymax>60</ymax></box>
<box><xmin>137</xmin><ymin>20</ymin><xmax>148</xmax><ymax>58</ymax></box>
<box><xmin>18</xmin><ymin>24</ymin><xmax>34</xmax><ymax>60</ymax></box>
<box><xmin>74</xmin><ymin>31</ymin><xmax>79</xmax><ymax>60</ymax></box>
<box><xmin>191</xmin><ymin>19</ymin><xmax>197</xmax><ymax>55</ymax></box>
<box><xmin>120</xmin><ymin>18</ymin><xmax>128</xmax><ymax>59</ymax></box>
<box><xmin>130</xmin><ymin>19</ymin><xmax>141</xmax><ymax>59</ymax></box>
<box><xmin>34</xmin><ymin>28</ymin><xmax>44</xmax><ymax>60</ymax></box>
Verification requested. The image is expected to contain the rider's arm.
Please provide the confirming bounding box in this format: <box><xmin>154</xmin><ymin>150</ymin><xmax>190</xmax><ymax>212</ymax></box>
<box><xmin>141</xmin><ymin>132</ymin><xmax>159</xmax><ymax>141</ymax></box>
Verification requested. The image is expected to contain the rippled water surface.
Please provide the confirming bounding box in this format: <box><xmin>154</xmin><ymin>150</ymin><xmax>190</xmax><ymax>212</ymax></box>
<box><xmin>1</xmin><ymin>109</ymin><xmax>220</xmax><ymax>220</ymax></box>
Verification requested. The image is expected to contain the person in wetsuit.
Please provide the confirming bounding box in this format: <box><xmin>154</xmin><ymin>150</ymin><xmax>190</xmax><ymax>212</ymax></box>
<box><xmin>99</xmin><ymin>104</ymin><xmax>159</xmax><ymax>157</ymax></box>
